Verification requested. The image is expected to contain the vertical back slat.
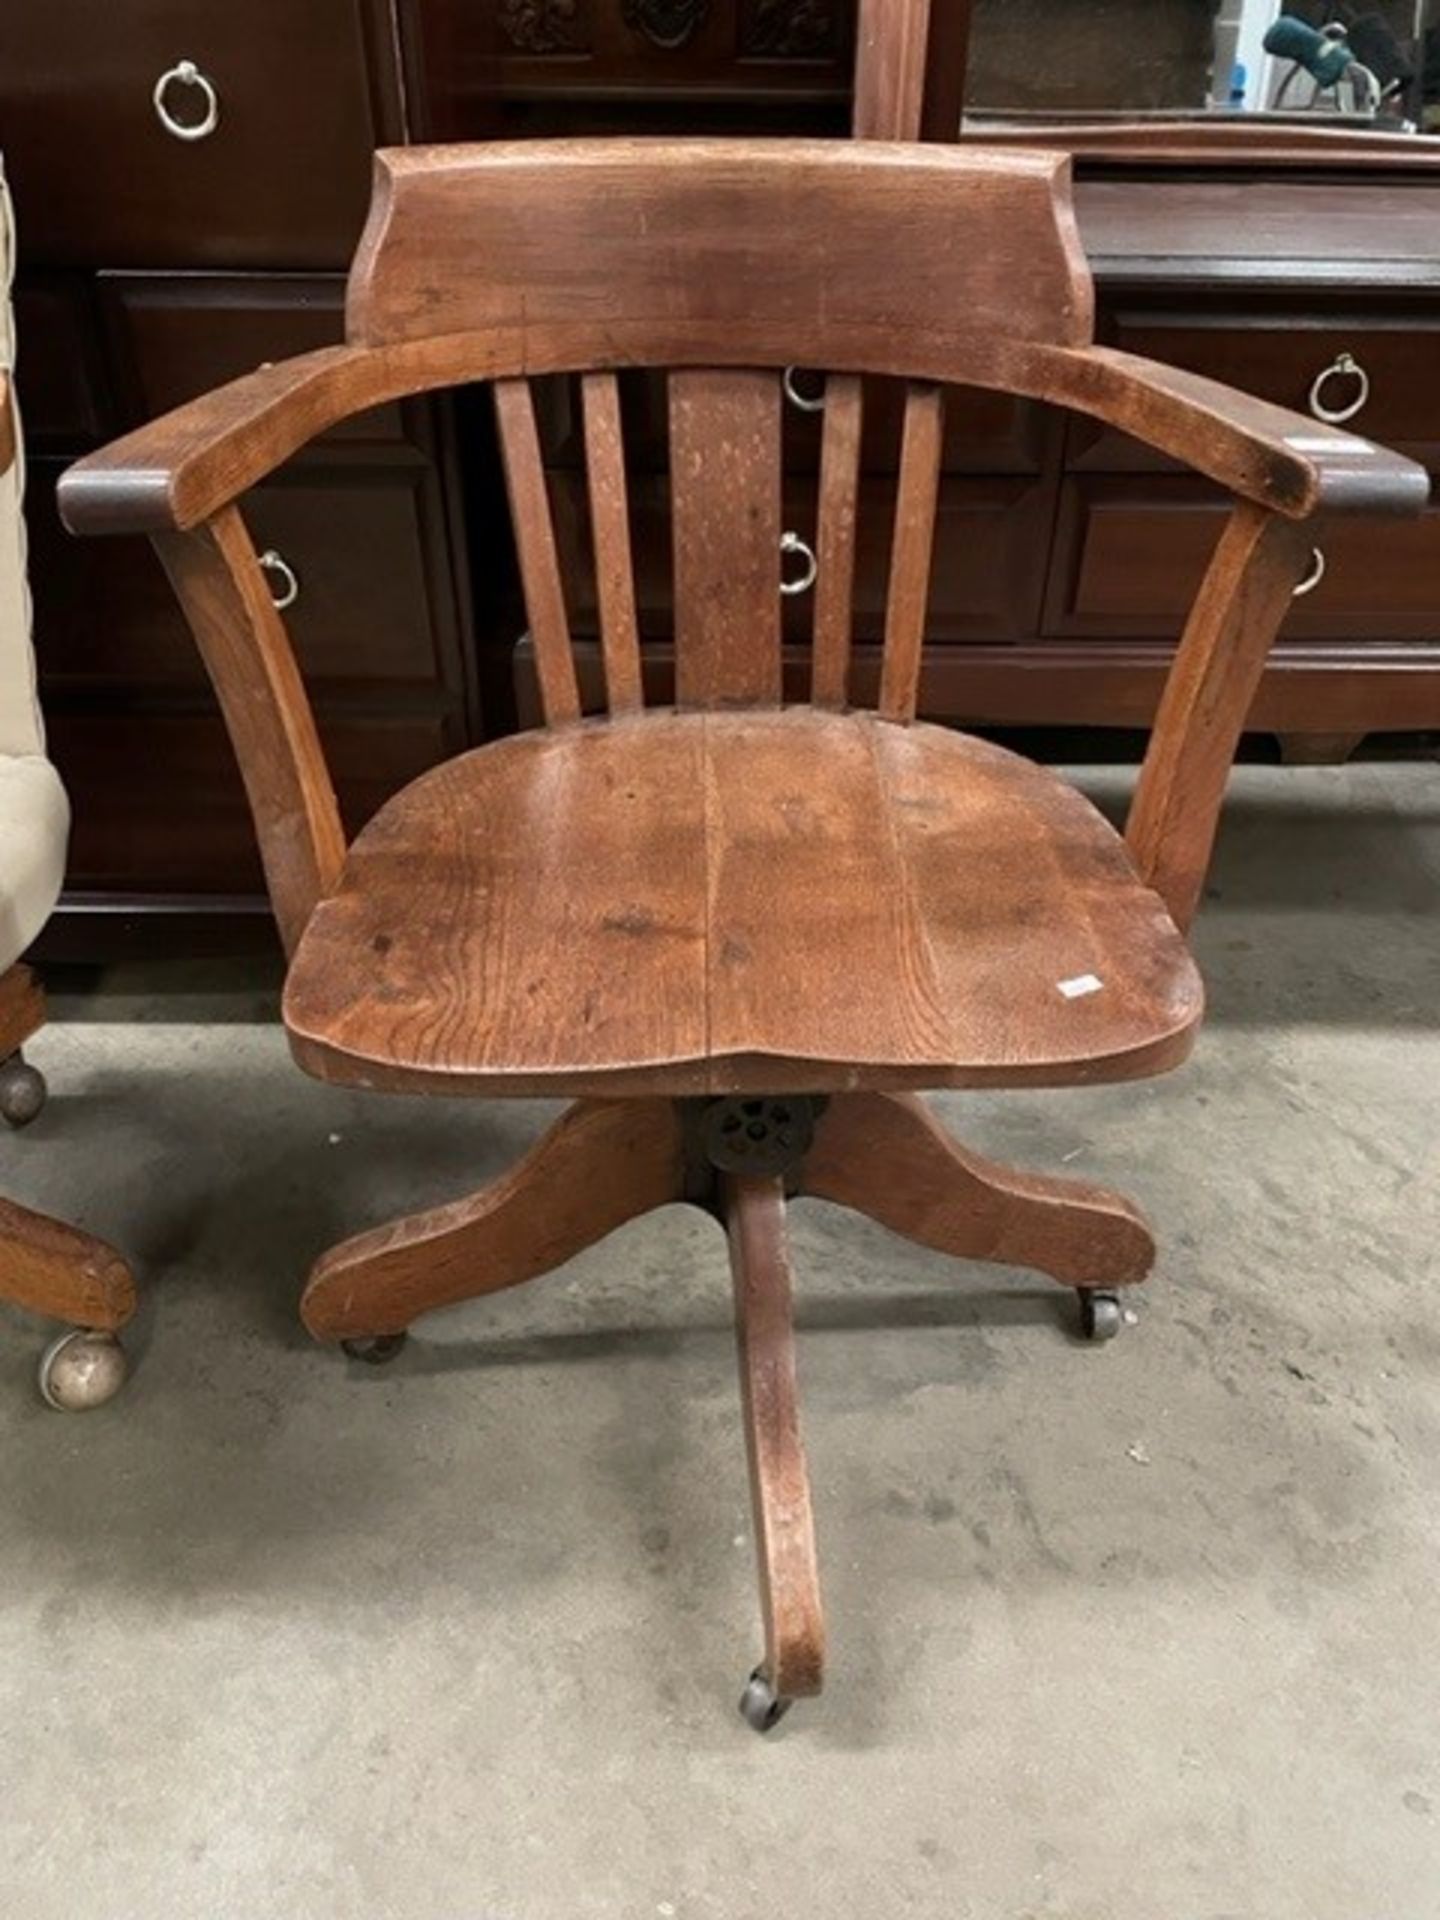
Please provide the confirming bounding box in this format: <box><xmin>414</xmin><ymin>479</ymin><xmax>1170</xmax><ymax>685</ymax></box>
<box><xmin>878</xmin><ymin>382</ymin><xmax>945</xmax><ymax>723</ymax></box>
<box><xmin>494</xmin><ymin>377</ymin><xmax>582</xmax><ymax>724</ymax></box>
<box><xmin>669</xmin><ymin>370</ymin><xmax>783</xmax><ymax>710</ymax></box>
<box><xmin>580</xmin><ymin>372</ymin><xmax>644</xmax><ymax>714</ymax></box>
<box><xmin>810</xmin><ymin>374</ymin><xmax>864</xmax><ymax>708</ymax></box>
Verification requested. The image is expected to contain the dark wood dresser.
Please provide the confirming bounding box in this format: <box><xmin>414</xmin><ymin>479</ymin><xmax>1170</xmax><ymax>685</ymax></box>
<box><xmin>4</xmin><ymin>2</ymin><xmax>1438</xmax><ymax>955</ymax></box>
<box><xmin>2</xmin><ymin>2</ymin><xmax>477</xmax><ymax>942</ymax></box>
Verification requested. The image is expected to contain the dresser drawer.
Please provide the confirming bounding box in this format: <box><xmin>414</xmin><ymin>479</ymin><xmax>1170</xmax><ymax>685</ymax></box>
<box><xmin>1073</xmin><ymin>309</ymin><xmax>1440</xmax><ymax>471</ymax></box>
<box><xmin>29</xmin><ymin>463</ymin><xmax>460</xmax><ymax>693</ymax></box>
<box><xmin>550</xmin><ymin>471</ymin><xmax>1054</xmax><ymax>644</ymax></box>
<box><xmin>50</xmin><ymin>711</ymin><xmax>452</xmax><ymax>895</ymax></box>
<box><xmin>0</xmin><ymin>2</ymin><xmax>385</xmax><ymax>267</ymax></box>
<box><xmin>98</xmin><ymin>275</ymin><xmax>408</xmax><ymax>448</ymax></box>
<box><xmin>1046</xmin><ymin>477</ymin><xmax>1440</xmax><ymax>642</ymax></box>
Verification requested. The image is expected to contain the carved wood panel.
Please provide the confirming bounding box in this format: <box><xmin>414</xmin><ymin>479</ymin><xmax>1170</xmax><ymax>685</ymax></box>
<box><xmin>499</xmin><ymin>0</ymin><xmax>591</xmax><ymax>53</ymax></box>
<box><xmin>741</xmin><ymin>0</ymin><xmax>843</xmax><ymax>59</ymax></box>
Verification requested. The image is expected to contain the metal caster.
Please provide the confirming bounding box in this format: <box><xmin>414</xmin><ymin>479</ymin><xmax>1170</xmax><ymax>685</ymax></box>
<box><xmin>341</xmin><ymin>1332</ymin><xmax>408</xmax><ymax>1366</ymax></box>
<box><xmin>738</xmin><ymin>1667</ymin><xmax>792</xmax><ymax>1734</ymax></box>
<box><xmin>0</xmin><ymin>1053</ymin><xmax>47</xmax><ymax>1128</ymax></box>
<box><xmin>1079</xmin><ymin>1289</ymin><xmax>1123</xmax><ymax>1343</ymax></box>
<box><xmin>38</xmin><ymin>1330</ymin><xmax>128</xmax><ymax>1411</ymax></box>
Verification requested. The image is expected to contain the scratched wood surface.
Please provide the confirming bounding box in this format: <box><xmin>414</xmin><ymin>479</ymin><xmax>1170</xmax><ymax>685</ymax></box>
<box><xmin>284</xmin><ymin>708</ymin><xmax>1203</xmax><ymax>1097</ymax></box>
<box><xmin>669</xmin><ymin>370</ymin><xmax>783</xmax><ymax>710</ymax></box>
<box><xmin>726</xmin><ymin>1173</ymin><xmax>825</xmax><ymax>1700</ymax></box>
<box><xmin>0</xmin><ymin>1195</ymin><xmax>136</xmax><ymax>1332</ymax></box>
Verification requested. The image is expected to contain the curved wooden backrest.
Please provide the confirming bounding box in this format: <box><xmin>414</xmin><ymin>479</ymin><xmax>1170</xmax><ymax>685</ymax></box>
<box><xmin>346</xmin><ymin>140</ymin><xmax>1095</xmax><ymax>363</ymax></box>
<box><xmin>346</xmin><ymin>142</ymin><xmax>1093</xmax><ymax>724</ymax></box>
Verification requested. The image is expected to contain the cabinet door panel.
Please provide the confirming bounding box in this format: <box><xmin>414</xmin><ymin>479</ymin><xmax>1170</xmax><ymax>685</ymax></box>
<box><xmin>29</xmin><ymin>463</ymin><xmax>457</xmax><ymax>692</ymax></box>
<box><xmin>1047</xmin><ymin>478</ymin><xmax>1440</xmax><ymax>641</ymax></box>
<box><xmin>0</xmin><ymin>2</ymin><xmax>385</xmax><ymax>267</ymax></box>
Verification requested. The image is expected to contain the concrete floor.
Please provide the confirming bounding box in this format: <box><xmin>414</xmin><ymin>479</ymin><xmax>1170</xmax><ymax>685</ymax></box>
<box><xmin>0</xmin><ymin>761</ymin><xmax>1437</xmax><ymax>1919</ymax></box>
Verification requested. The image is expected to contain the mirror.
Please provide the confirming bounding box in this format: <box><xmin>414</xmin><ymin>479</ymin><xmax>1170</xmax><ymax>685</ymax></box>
<box><xmin>964</xmin><ymin>1</ymin><xmax>1440</xmax><ymax>132</ymax></box>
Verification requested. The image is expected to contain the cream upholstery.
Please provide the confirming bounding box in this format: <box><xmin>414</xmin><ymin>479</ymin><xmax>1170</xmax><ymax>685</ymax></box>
<box><xmin>0</xmin><ymin>753</ymin><xmax>67</xmax><ymax>965</ymax></box>
<box><xmin>0</xmin><ymin>156</ymin><xmax>69</xmax><ymax>972</ymax></box>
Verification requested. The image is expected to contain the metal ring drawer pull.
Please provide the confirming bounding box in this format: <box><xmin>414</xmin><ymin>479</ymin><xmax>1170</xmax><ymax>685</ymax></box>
<box><xmin>258</xmin><ymin>549</ymin><xmax>300</xmax><ymax>611</ymax></box>
<box><xmin>779</xmin><ymin>531</ymin><xmax>818</xmax><ymax>597</ymax></box>
<box><xmin>1293</xmin><ymin>547</ymin><xmax>1326</xmax><ymax>598</ymax></box>
<box><xmin>153</xmin><ymin>60</ymin><xmax>220</xmax><ymax>142</ymax></box>
<box><xmin>1308</xmin><ymin>352</ymin><xmax>1370</xmax><ymax>426</ymax></box>
<box><xmin>782</xmin><ymin>366</ymin><xmax>827</xmax><ymax>414</ymax></box>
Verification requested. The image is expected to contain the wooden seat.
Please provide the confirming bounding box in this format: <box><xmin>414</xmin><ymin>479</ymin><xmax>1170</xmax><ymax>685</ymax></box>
<box><xmin>58</xmin><ymin>120</ymin><xmax>1427</xmax><ymax>1727</ymax></box>
<box><xmin>285</xmin><ymin>708</ymin><xmax>1202</xmax><ymax>1097</ymax></box>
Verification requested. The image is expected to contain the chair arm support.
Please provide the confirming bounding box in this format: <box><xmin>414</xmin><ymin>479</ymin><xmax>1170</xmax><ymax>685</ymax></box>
<box><xmin>57</xmin><ymin>346</ymin><xmax>378</xmax><ymax>537</ymax></box>
<box><xmin>1034</xmin><ymin>346</ymin><xmax>1431</xmax><ymax>521</ymax></box>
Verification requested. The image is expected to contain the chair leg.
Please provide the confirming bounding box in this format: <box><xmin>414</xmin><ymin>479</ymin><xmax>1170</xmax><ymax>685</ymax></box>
<box><xmin>725</xmin><ymin>1174</ymin><xmax>824</xmax><ymax>1728</ymax></box>
<box><xmin>0</xmin><ymin>1195</ymin><xmax>135</xmax><ymax>1409</ymax></box>
<box><xmin>0</xmin><ymin>964</ymin><xmax>47</xmax><ymax>1128</ymax></box>
<box><xmin>801</xmin><ymin>1091</ymin><xmax>1155</xmax><ymax>1322</ymax></box>
<box><xmin>301</xmin><ymin>1097</ymin><xmax>689</xmax><ymax>1344</ymax></box>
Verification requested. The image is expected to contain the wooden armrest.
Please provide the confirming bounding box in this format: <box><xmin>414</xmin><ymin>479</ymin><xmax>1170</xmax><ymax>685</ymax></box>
<box><xmin>59</xmin><ymin>329</ymin><xmax>1430</xmax><ymax>539</ymax></box>
<box><xmin>1037</xmin><ymin>346</ymin><xmax>1430</xmax><ymax>520</ymax></box>
<box><xmin>0</xmin><ymin>373</ymin><xmax>15</xmax><ymax>478</ymax></box>
<box><xmin>58</xmin><ymin>345</ymin><xmax>379</xmax><ymax>536</ymax></box>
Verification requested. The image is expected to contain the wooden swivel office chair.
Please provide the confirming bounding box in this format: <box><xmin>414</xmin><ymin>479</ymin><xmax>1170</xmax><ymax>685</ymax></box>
<box><xmin>59</xmin><ymin>140</ymin><xmax>1426</xmax><ymax>1723</ymax></box>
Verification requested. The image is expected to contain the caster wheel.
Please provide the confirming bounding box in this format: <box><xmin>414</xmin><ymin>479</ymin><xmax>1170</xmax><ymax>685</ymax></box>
<box><xmin>0</xmin><ymin>1055</ymin><xmax>47</xmax><ymax>1128</ymax></box>
<box><xmin>738</xmin><ymin>1667</ymin><xmax>792</xmax><ymax>1734</ymax></box>
<box><xmin>341</xmin><ymin>1332</ymin><xmax>408</xmax><ymax>1366</ymax></box>
<box><xmin>1079</xmin><ymin>1289</ymin><xmax>1123</xmax><ymax>1343</ymax></box>
<box><xmin>38</xmin><ymin>1330</ymin><xmax>128</xmax><ymax>1411</ymax></box>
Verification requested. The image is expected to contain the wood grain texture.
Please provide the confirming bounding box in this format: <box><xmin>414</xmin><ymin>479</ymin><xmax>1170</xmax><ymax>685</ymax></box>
<box><xmin>802</xmin><ymin>1093</ymin><xmax>1155</xmax><ymax>1289</ymax></box>
<box><xmin>347</xmin><ymin>140</ymin><xmax>1095</xmax><ymax>354</ymax></box>
<box><xmin>0</xmin><ymin>1195</ymin><xmax>136</xmax><ymax>1332</ymax></box>
<box><xmin>853</xmin><ymin>0</ymin><xmax>930</xmax><ymax>140</ymax></box>
<box><xmin>494</xmin><ymin>378</ymin><xmax>582</xmax><ymax>725</ymax></box>
<box><xmin>581</xmin><ymin>372</ymin><xmax>643</xmax><ymax>715</ymax></box>
<box><xmin>669</xmin><ymin>370</ymin><xmax>782</xmax><ymax>710</ymax></box>
<box><xmin>301</xmin><ymin>1099</ymin><xmax>686</xmax><ymax>1339</ymax></box>
<box><xmin>152</xmin><ymin>509</ymin><xmax>346</xmax><ymax>955</ymax></box>
<box><xmin>878</xmin><ymin>382</ymin><xmax>945</xmax><ymax>722</ymax></box>
<box><xmin>284</xmin><ymin>709</ymin><xmax>1202</xmax><ymax>1098</ymax></box>
<box><xmin>1126</xmin><ymin>505</ymin><xmax>1312</xmax><ymax>933</ymax></box>
<box><xmin>726</xmin><ymin>1174</ymin><xmax>824</xmax><ymax>1700</ymax></box>
<box><xmin>0</xmin><ymin>965</ymin><xmax>45</xmax><ymax>1059</ymax></box>
<box><xmin>285</xmin><ymin>716</ymin><xmax>710</xmax><ymax>1093</ymax></box>
<box><xmin>809</xmin><ymin>373</ymin><xmax>863</xmax><ymax>708</ymax></box>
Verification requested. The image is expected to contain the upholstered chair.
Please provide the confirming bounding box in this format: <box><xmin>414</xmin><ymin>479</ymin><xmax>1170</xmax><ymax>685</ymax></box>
<box><xmin>0</xmin><ymin>161</ymin><xmax>134</xmax><ymax>1408</ymax></box>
